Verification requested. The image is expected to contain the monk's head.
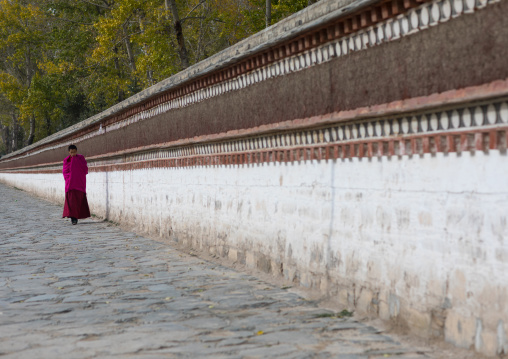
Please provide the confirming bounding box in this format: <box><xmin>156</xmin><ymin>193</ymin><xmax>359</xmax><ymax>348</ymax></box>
<box><xmin>68</xmin><ymin>145</ymin><xmax>77</xmax><ymax>157</ymax></box>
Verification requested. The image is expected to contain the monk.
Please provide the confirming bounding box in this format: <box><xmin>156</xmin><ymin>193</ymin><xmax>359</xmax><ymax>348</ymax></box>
<box><xmin>62</xmin><ymin>145</ymin><xmax>90</xmax><ymax>225</ymax></box>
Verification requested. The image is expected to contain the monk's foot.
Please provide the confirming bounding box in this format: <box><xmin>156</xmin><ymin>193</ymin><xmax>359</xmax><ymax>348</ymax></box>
<box><xmin>71</xmin><ymin>218</ymin><xmax>77</xmax><ymax>225</ymax></box>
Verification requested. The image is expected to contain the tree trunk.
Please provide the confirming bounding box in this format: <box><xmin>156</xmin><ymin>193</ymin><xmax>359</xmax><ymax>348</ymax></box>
<box><xmin>45</xmin><ymin>115</ymin><xmax>51</xmax><ymax>137</ymax></box>
<box><xmin>0</xmin><ymin>123</ymin><xmax>11</xmax><ymax>154</ymax></box>
<box><xmin>25</xmin><ymin>115</ymin><xmax>35</xmax><ymax>146</ymax></box>
<box><xmin>138</xmin><ymin>17</ymin><xmax>154</xmax><ymax>85</ymax></box>
<box><xmin>123</xmin><ymin>23</ymin><xmax>137</xmax><ymax>72</ymax></box>
<box><xmin>25</xmin><ymin>47</ymin><xmax>33</xmax><ymax>88</ymax></box>
<box><xmin>12</xmin><ymin>121</ymin><xmax>18</xmax><ymax>151</ymax></box>
<box><xmin>147</xmin><ymin>69</ymin><xmax>154</xmax><ymax>86</ymax></box>
<box><xmin>266</xmin><ymin>0</ymin><xmax>271</xmax><ymax>28</ymax></box>
<box><xmin>112</xmin><ymin>46</ymin><xmax>125</xmax><ymax>102</ymax></box>
<box><xmin>196</xmin><ymin>15</ymin><xmax>204</xmax><ymax>61</ymax></box>
<box><xmin>165</xmin><ymin>0</ymin><xmax>190</xmax><ymax>69</ymax></box>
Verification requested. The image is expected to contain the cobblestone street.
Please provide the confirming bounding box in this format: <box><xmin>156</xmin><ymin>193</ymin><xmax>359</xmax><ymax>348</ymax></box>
<box><xmin>0</xmin><ymin>183</ymin><xmax>436</xmax><ymax>359</ymax></box>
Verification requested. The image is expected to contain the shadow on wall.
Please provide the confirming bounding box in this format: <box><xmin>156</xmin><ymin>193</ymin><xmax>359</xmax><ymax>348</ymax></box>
<box><xmin>105</xmin><ymin>171</ymin><xmax>110</xmax><ymax>220</ymax></box>
<box><xmin>327</xmin><ymin>160</ymin><xmax>336</xmax><ymax>261</ymax></box>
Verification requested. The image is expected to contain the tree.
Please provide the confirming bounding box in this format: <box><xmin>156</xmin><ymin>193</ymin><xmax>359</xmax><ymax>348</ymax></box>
<box><xmin>0</xmin><ymin>0</ymin><xmax>46</xmax><ymax>146</ymax></box>
<box><xmin>0</xmin><ymin>0</ymin><xmax>317</xmax><ymax>154</ymax></box>
<box><xmin>266</xmin><ymin>0</ymin><xmax>271</xmax><ymax>28</ymax></box>
<box><xmin>165</xmin><ymin>0</ymin><xmax>189</xmax><ymax>69</ymax></box>
<box><xmin>0</xmin><ymin>92</ymin><xmax>19</xmax><ymax>154</ymax></box>
<box><xmin>243</xmin><ymin>0</ymin><xmax>309</xmax><ymax>31</ymax></box>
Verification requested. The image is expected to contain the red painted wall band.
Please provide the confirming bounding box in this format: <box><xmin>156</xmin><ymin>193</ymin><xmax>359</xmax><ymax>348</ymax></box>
<box><xmin>4</xmin><ymin>127</ymin><xmax>505</xmax><ymax>175</ymax></box>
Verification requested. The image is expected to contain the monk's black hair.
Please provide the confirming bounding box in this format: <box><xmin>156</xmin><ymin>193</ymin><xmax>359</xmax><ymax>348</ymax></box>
<box><xmin>68</xmin><ymin>144</ymin><xmax>77</xmax><ymax>151</ymax></box>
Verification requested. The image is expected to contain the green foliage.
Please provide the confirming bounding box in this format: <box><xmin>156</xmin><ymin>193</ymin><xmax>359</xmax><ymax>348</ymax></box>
<box><xmin>0</xmin><ymin>0</ymin><xmax>317</xmax><ymax>154</ymax></box>
<box><xmin>313</xmin><ymin>309</ymin><xmax>354</xmax><ymax>318</ymax></box>
<box><xmin>241</xmin><ymin>0</ymin><xmax>309</xmax><ymax>33</ymax></box>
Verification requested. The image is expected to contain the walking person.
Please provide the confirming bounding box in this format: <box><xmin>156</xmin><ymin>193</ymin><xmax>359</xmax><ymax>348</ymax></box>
<box><xmin>62</xmin><ymin>144</ymin><xmax>90</xmax><ymax>225</ymax></box>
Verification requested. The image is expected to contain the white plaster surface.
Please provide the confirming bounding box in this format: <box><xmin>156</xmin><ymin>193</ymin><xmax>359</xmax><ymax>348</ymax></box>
<box><xmin>1</xmin><ymin>151</ymin><xmax>508</xmax><ymax>355</ymax></box>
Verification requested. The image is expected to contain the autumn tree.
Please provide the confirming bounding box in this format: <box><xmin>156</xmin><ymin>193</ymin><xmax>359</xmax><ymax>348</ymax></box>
<box><xmin>0</xmin><ymin>0</ymin><xmax>318</xmax><ymax>154</ymax></box>
<box><xmin>0</xmin><ymin>0</ymin><xmax>46</xmax><ymax>146</ymax></box>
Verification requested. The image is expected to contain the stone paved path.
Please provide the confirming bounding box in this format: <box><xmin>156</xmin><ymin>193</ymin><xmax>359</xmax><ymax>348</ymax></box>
<box><xmin>0</xmin><ymin>184</ymin><xmax>432</xmax><ymax>359</ymax></box>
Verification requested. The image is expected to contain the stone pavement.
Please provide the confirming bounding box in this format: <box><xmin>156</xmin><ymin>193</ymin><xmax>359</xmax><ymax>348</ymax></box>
<box><xmin>0</xmin><ymin>183</ymin><xmax>432</xmax><ymax>359</ymax></box>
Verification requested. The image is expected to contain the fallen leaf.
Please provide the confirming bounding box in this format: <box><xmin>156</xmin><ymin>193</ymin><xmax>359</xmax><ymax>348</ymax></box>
<box><xmin>257</xmin><ymin>331</ymin><xmax>264</xmax><ymax>336</ymax></box>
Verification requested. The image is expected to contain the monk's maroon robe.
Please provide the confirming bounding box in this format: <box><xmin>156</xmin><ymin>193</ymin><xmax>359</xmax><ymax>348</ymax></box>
<box><xmin>62</xmin><ymin>154</ymin><xmax>90</xmax><ymax>219</ymax></box>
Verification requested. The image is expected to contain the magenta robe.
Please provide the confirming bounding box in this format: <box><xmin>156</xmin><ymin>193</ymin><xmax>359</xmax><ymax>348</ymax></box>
<box><xmin>62</xmin><ymin>154</ymin><xmax>90</xmax><ymax>219</ymax></box>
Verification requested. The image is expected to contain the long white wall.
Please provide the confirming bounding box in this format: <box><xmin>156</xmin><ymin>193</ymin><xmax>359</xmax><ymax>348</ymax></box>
<box><xmin>2</xmin><ymin>150</ymin><xmax>508</xmax><ymax>355</ymax></box>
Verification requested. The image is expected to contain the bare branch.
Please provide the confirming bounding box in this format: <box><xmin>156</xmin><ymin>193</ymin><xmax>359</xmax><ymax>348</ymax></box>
<box><xmin>100</xmin><ymin>0</ymin><xmax>115</xmax><ymax>8</ymax></box>
<box><xmin>181</xmin><ymin>16</ymin><xmax>225</xmax><ymax>23</ymax></box>
<box><xmin>75</xmin><ymin>0</ymin><xmax>111</xmax><ymax>9</ymax></box>
<box><xmin>47</xmin><ymin>15</ymin><xmax>93</xmax><ymax>26</ymax></box>
<box><xmin>182</xmin><ymin>0</ymin><xmax>207</xmax><ymax>20</ymax></box>
<box><xmin>114</xmin><ymin>31</ymin><xmax>143</xmax><ymax>48</ymax></box>
<box><xmin>181</xmin><ymin>16</ymin><xmax>205</xmax><ymax>22</ymax></box>
<box><xmin>85</xmin><ymin>30</ymin><xmax>143</xmax><ymax>76</ymax></box>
